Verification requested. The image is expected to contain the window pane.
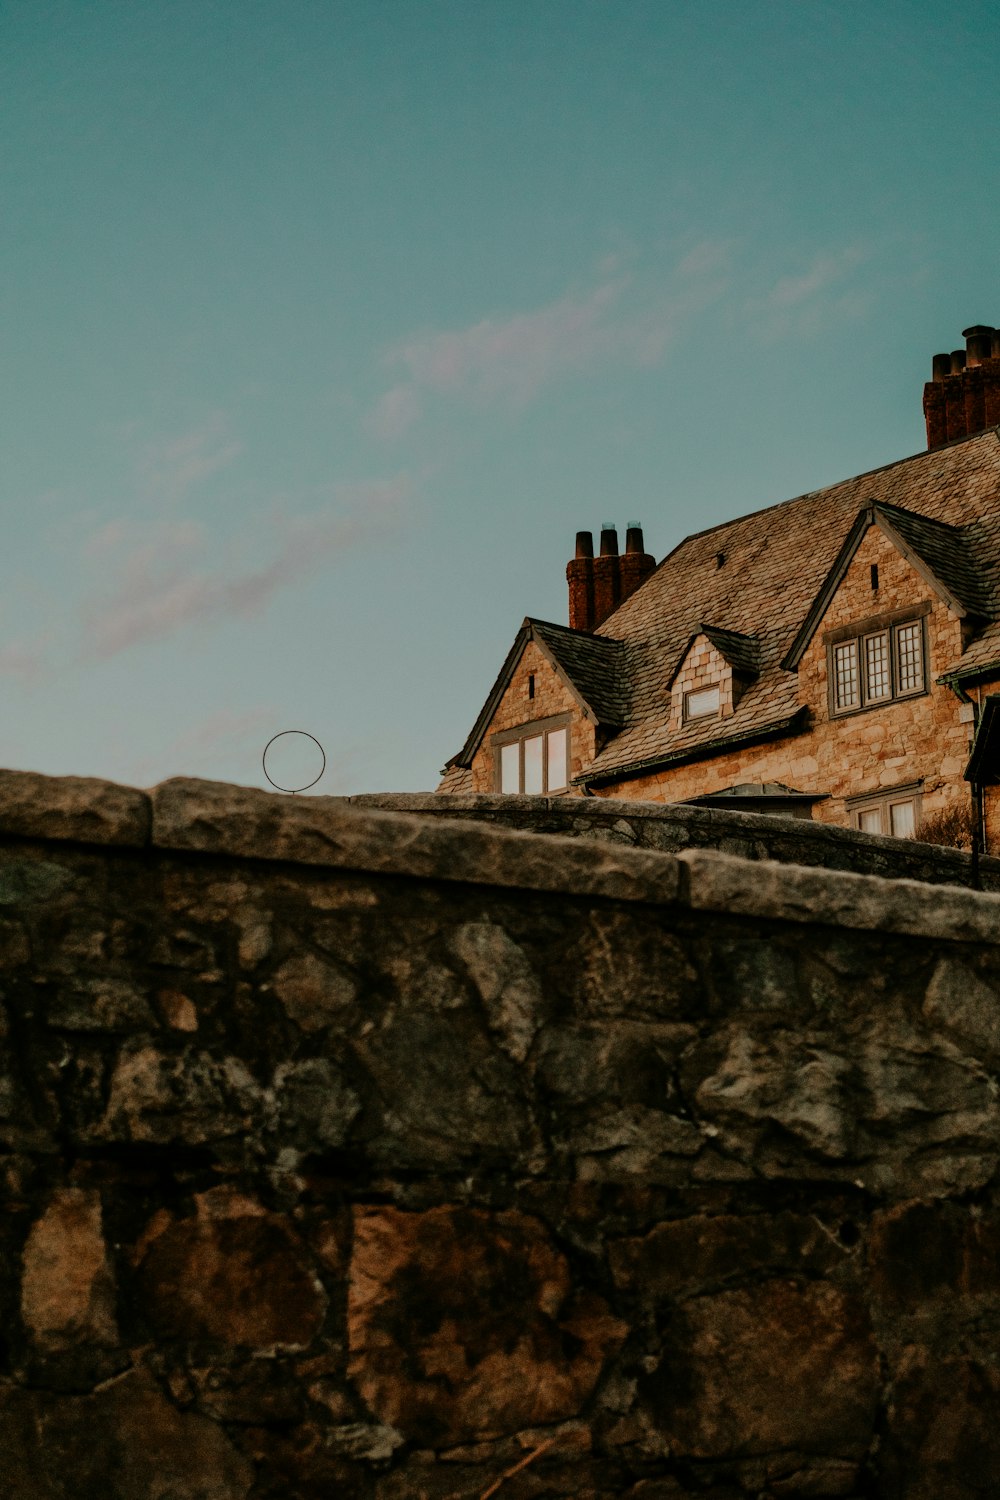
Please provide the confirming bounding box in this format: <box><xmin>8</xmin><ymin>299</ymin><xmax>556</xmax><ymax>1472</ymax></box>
<box><xmin>833</xmin><ymin>641</ymin><xmax>859</xmax><ymax>709</ymax></box>
<box><xmin>858</xmin><ymin>808</ymin><xmax>883</xmax><ymax>834</ymax></box>
<box><xmin>546</xmin><ymin>728</ymin><xmax>567</xmax><ymax>791</ymax></box>
<box><xmin>685</xmin><ymin>685</ymin><xmax>720</xmax><ymax>719</ymax></box>
<box><xmin>523</xmin><ymin>734</ymin><xmax>543</xmax><ymax>794</ymax></box>
<box><xmin>500</xmin><ymin>742</ymin><xmax>520</xmax><ymax>793</ymax></box>
<box><xmin>889</xmin><ymin>800</ymin><xmax>915</xmax><ymax>838</ymax></box>
<box><xmin>865</xmin><ymin>632</ymin><xmax>891</xmax><ymax>700</ymax></box>
<box><xmin>896</xmin><ymin>622</ymin><xmax>923</xmax><ymax>694</ymax></box>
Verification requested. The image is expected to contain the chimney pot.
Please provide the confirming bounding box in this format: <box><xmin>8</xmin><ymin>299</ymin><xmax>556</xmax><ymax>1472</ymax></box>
<box><xmin>950</xmin><ymin>349</ymin><xmax>967</xmax><ymax>375</ymax></box>
<box><xmin>931</xmin><ymin>353</ymin><xmax>951</xmax><ymax>382</ymax></box>
<box><xmin>599</xmin><ymin>525</ymin><xmax>619</xmax><ymax>557</ymax></box>
<box><xmin>575</xmin><ymin>530</ymin><xmax>594</xmax><ymax>559</ymax></box>
<box><xmin>625</xmin><ymin>523</ymin><xmax>645</xmax><ymax>554</ymax></box>
<box><xmin>966</xmin><ymin>328</ymin><xmax>995</xmax><ymax>367</ymax></box>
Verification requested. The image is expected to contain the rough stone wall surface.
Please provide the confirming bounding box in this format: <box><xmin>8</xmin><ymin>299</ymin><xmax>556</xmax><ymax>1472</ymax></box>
<box><xmin>469</xmin><ymin>639</ymin><xmax>593</xmax><ymax>794</ymax></box>
<box><xmin>2</xmin><ymin>768</ymin><xmax>1000</xmax><ymax>1499</ymax></box>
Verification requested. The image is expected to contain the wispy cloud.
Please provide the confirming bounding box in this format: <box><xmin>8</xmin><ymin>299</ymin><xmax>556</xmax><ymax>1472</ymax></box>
<box><xmin>365</xmin><ymin>382</ymin><xmax>423</xmax><ymax>442</ymax></box>
<box><xmin>136</xmin><ymin>414</ymin><xmax>244</xmax><ymax>507</ymax></box>
<box><xmin>0</xmin><ymin>633</ymin><xmax>54</xmax><ymax>687</ymax></box>
<box><xmin>78</xmin><ymin>476</ymin><xmax>409</xmax><ymax>661</ymax></box>
<box><xmin>746</xmin><ymin>246</ymin><xmax>870</xmax><ymax>340</ymax></box>
<box><xmin>127</xmin><ymin>706</ymin><xmax>369</xmax><ymax>795</ymax></box>
<box><xmin>367</xmin><ymin>245</ymin><xmax>731</xmax><ymax>437</ymax></box>
<box><xmin>127</xmin><ymin>705</ymin><xmax>277</xmax><ymax>788</ymax></box>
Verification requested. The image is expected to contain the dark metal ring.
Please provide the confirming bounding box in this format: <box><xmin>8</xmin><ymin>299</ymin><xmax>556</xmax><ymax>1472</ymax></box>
<box><xmin>262</xmin><ymin>730</ymin><xmax>327</xmax><ymax>793</ymax></box>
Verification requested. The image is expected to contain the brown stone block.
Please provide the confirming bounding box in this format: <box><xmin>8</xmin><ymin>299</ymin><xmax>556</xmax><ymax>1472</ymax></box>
<box><xmin>96</xmin><ymin>1041</ymin><xmax>261</xmax><ymax>1147</ymax></box>
<box><xmin>869</xmin><ymin>1199</ymin><xmax>1000</xmax><ymax>1310</ymax></box>
<box><xmin>136</xmin><ymin>1197</ymin><xmax>326</xmax><ymax>1349</ymax></box>
<box><xmin>0</xmin><ymin>917</ymin><xmax>31</xmax><ymax>969</ymax></box>
<box><xmin>188</xmin><ymin>1359</ymin><xmax>304</xmax><ymax>1423</ymax></box>
<box><xmin>0</xmin><ymin>769</ymin><xmax>150</xmax><ymax>847</ymax></box>
<box><xmin>347</xmin><ymin>1204</ymin><xmax>626</xmax><ymax>1447</ymax></box>
<box><xmin>879</xmin><ymin>1345</ymin><xmax>1000</xmax><ymax>1499</ymax></box>
<box><xmin>0</xmin><ymin>1368</ymin><xmax>253</xmax><ymax>1498</ymax></box>
<box><xmin>639</xmin><ymin>1278</ymin><xmax>879</xmax><ymax>1461</ymax></box>
<box><xmin>21</xmin><ymin>1187</ymin><xmax>117</xmax><ymax>1352</ymax></box>
<box><xmin>609</xmin><ymin>1210</ymin><xmax>845</xmax><ymax>1300</ymax></box>
<box><xmin>269</xmin><ymin>949</ymin><xmax>358</xmax><ymax>1031</ymax></box>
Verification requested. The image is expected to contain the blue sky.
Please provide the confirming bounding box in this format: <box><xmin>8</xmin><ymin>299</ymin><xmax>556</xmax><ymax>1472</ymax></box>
<box><xmin>3</xmin><ymin>0</ymin><xmax>998</xmax><ymax>794</ymax></box>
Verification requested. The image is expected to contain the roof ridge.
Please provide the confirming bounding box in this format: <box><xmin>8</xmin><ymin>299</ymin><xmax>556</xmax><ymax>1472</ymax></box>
<box><xmin>668</xmin><ymin>427</ymin><xmax>1000</xmax><ymax>549</ymax></box>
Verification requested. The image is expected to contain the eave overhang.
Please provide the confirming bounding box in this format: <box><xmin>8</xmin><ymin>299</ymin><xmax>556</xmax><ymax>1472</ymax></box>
<box><xmin>938</xmin><ymin>659</ymin><xmax>1000</xmax><ymax>691</ymax></box>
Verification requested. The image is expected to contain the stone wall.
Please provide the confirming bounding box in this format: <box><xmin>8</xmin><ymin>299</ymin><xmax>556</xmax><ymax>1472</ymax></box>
<box><xmin>353</xmin><ymin>790</ymin><xmax>1000</xmax><ymax>893</ymax></box>
<box><xmin>2</xmin><ymin>768</ymin><xmax>1000</xmax><ymax>1499</ymax></box>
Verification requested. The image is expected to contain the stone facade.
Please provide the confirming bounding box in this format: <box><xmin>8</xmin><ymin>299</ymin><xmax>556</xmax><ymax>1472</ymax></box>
<box><xmin>456</xmin><ymin>528</ymin><xmax>993</xmax><ymax>843</ymax></box>
<box><xmin>587</xmin><ymin>531</ymin><xmax>990</xmax><ymax>838</ymax></box>
<box><xmin>3</xmin><ymin>767</ymin><xmax>1000</xmax><ymax>1497</ymax></box>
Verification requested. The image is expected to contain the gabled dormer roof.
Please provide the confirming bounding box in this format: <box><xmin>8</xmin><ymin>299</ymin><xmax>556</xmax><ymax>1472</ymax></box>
<box><xmin>781</xmin><ymin>500</ymin><xmax>991</xmax><ymax>671</ymax></box>
<box><xmin>665</xmin><ymin>623</ymin><xmax>760</xmax><ymax>691</ymax></box>
<box><xmin>444</xmin><ymin>618</ymin><xmax>624</xmax><ymax>771</ymax></box>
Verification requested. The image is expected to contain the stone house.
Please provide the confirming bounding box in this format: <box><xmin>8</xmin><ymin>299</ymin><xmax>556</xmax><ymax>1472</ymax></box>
<box><xmin>439</xmin><ymin>325</ymin><xmax>1000</xmax><ymax>849</ymax></box>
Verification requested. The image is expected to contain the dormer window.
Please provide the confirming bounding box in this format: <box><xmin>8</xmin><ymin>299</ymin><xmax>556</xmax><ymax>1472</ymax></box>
<box><xmin>829</xmin><ymin>611</ymin><xmax>927</xmax><ymax>715</ymax></box>
<box><xmin>684</xmin><ymin>685</ymin><xmax>721</xmax><ymax>721</ymax></box>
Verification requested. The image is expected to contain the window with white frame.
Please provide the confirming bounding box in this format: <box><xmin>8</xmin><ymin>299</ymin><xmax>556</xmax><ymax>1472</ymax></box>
<box><xmin>829</xmin><ymin>615</ymin><xmax>926</xmax><ymax>715</ymax></box>
<box><xmin>684</xmin><ymin>684</ymin><xmax>721</xmax><ymax>721</ymax></box>
<box><xmin>493</xmin><ymin>716</ymin><xmax>570</xmax><ymax>794</ymax></box>
<box><xmin>848</xmin><ymin>784</ymin><xmax>922</xmax><ymax>838</ymax></box>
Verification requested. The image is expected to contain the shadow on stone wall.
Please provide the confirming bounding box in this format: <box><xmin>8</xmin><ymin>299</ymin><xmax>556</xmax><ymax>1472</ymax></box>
<box><xmin>0</xmin><ymin>769</ymin><xmax>999</xmax><ymax>1498</ymax></box>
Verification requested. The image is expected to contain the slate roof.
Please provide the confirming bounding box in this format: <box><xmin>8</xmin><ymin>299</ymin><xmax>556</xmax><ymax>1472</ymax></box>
<box><xmin>664</xmin><ymin>623</ymin><xmax>760</xmax><ymax>691</ymax></box>
<box><xmin>530</xmin><ymin>619</ymin><xmax>627</xmax><ymax>726</ymax></box>
<box><xmin>578</xmin><ymin>427</ymin><xmax>1000</xmax><ymax>784</ymax></box>
<box><xmin>874</xmin><ymin>501</ymin><xmax>992</xmax><ymax>618</ymax></box>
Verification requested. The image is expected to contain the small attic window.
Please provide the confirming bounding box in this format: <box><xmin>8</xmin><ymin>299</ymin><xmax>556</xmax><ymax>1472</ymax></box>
<box><xmin>527</xmin><ymin>674</ymin><xmax>535</xmax><ymax>699</ymax></box>
<box><xmin>684</xmin><ymin>685</ymin><xmax>721</xmax><ymax>721</ymax></box>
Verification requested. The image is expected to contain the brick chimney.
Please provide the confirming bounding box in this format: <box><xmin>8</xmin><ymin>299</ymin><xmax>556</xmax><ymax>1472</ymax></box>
<box><xmin>923</xmin><ymin>325</ymin><xmax>1000</xmax><ymax>449</ymax></box>
<box><xmin>567</xmin><ymin>530</ymin><xmax>595</xmax><ymax>631</ymax></box>
<box><xmin>566</xmin><ymin>522</ymin><xmax>655</xmax><ymax>631</ymax></box>
<box><xmin>593</xmin><ymin>523</ymin><xmax>622</xmax><ymax>626</ymax></box>
<box><xmin>620</xmin><ymin>520</ymin><xmax>657</xmax><ymax>602</ymax></box>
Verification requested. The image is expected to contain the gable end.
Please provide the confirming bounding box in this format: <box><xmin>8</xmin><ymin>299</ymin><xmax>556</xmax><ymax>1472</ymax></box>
<box><xmin>782</xmin><ymin>502</ymin><xmax>984</xmax><ymax>673</ymax></box>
